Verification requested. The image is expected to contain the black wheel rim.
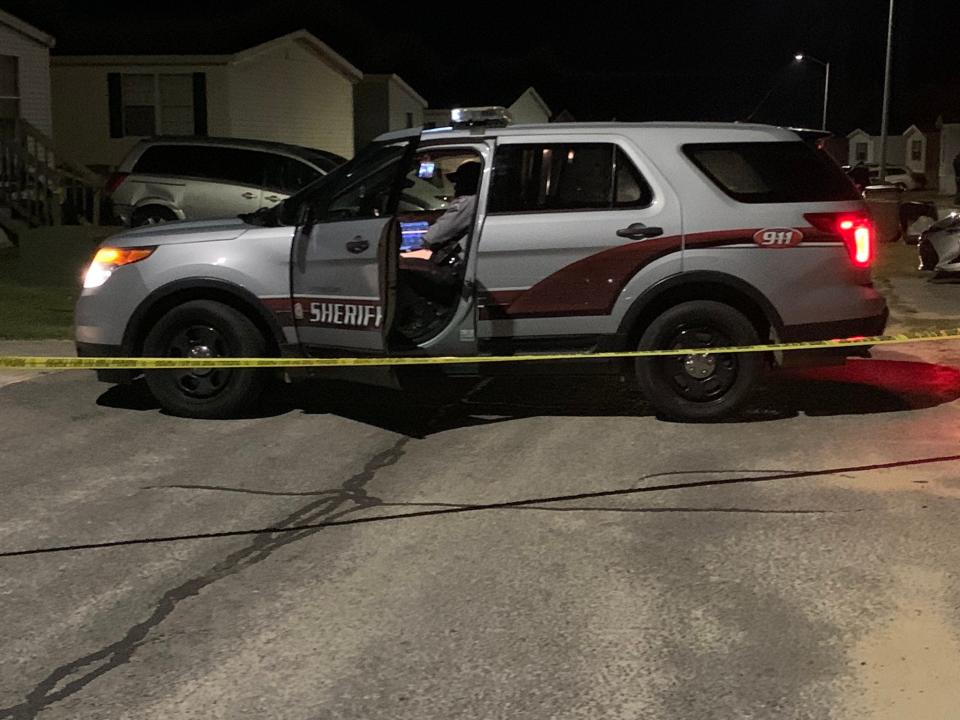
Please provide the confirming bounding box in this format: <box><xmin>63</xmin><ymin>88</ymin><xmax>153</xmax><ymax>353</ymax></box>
<box><xmin>165</xmin><ymin>325</ymin><xmax>232</xmax><ymax>399</ymax></box>
<box><xmin>657</xmin><ymin>325</ymin><xmax>738</xmax><ymax>403</ymax></box>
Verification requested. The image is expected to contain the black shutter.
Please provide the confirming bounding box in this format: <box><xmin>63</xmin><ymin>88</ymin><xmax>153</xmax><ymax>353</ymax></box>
<box><xmin>107</xmin><ymin>73</ymin><xmax>123</xmax><ymax>138</ymax></box>
<box><xmin>192</xmin><ymin>72</ymin><xmax>208</xmax><ymax>136</ymax></box>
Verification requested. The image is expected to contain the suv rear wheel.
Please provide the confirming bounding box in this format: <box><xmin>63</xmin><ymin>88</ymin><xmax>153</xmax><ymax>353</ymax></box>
<box><xmin>635</xmin><ymin>301</ymin><xmax>761</xmax><ymax>421</ymax></box>
<box><xmin>143</xmin><ymin>300</ymin><xmax>268</xmax><ymax>418</ymax></box>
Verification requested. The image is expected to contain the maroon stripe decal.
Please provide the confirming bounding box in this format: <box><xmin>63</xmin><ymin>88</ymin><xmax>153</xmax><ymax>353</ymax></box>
<box><xmin>478</xmin><ymin>227</ymin><xmax>838</xmax><ymax>321</ymax></box>
<box><xmin>480</xmin><ymin>231</ymin><xmax>738</xmax><ymax>320</ymax></box>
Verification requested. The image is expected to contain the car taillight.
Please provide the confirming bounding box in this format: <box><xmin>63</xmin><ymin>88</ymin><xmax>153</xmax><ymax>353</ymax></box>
<box><xmin>804</xmin><ymin>212</ymin><xmax>875</xmax><ymax>268</ymax></box>
<box><xmin>104</xmin><ymin>172</ymin><xmax>129</xmax><ymax>196</ymax></box>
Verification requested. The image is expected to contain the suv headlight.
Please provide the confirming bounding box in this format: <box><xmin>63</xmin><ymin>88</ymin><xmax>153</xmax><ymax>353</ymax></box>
<box><xmin>83</xmin><ymin>247</ymin><xmax>156</xmax><ymax>289</ymax></box>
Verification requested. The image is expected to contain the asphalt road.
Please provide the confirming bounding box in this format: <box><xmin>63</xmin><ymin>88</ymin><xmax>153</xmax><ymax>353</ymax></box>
<box><xmin>3</xmin><ymin>247</ymin><xmax>960</xmax><ymax>719</ymax></box>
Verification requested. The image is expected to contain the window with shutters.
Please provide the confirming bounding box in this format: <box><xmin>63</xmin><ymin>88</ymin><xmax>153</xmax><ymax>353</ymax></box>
<box><xmin>114</xmin><ymin>73</ymin><xmax>202</xmax><ymax>137</ymax></box>
<box><xmin>0</xmin><ymin>55</ymin><xmax>21</xmax><ymax>136</ymax></box>
<box><xmin>911</xmin><ymin>139</ymin><xmax>923</xmax><ymax>162</ymax></box>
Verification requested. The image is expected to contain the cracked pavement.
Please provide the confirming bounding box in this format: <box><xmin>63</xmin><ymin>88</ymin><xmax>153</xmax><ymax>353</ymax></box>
<box><xmin>3</xmin><ymin>243</ymin><xmax>960</xmax><ymax>719</ymax></box>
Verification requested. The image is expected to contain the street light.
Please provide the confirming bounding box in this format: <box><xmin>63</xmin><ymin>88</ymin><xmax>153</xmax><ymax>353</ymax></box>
<box><xmin>794</xmin><ymin>52</ymin><xmax>831</xmax><ymax>131</ymax></box>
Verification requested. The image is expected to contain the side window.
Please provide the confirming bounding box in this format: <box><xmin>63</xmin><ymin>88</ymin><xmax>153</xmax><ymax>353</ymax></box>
<box><xmin>133</xmin><ymin>145</ymin><xmax>265</xmax><ymax>187</ymax></box>
<box><xmin>683</xmin><ymin>142</ymin><xmax>860</xmax><ymax>203</ymax></box>
<box><xmin>398</xmin><ymin>150</ymin><xmax>481</xmax><ymax>212</ymax></box>
<box><xmin>264</xmin><ymin>156</ymin><xmax>320</xmax><ymax>194</ymax></box>
<box><xmin>133</xmin><ymin>145</ymin><xmax>178</xmax><ymax>174</ymax></box>
<box><xmin>614</xmin><ymin>148</ymin><xmax>654</xmax><ymax>207</ymax></box>
<box><xmin>201</xmin><ymin>148</ymin><xmax>266</xmax><ymax>187</ymax></box>
<box><xmin>489</xmin><ymin>143</ymin><xmax>652</xmax><ymax>213</ymax></box>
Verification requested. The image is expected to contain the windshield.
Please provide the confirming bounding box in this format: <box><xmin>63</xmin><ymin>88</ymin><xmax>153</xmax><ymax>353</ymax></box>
<box><xmin>252</xmin><ymin>137</ymin><xmax>416</xmax><ymax>227</ymax></box>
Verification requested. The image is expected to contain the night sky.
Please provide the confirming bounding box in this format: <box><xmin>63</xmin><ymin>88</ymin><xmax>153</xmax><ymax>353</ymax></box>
<box><xmin>3</xmin><ymin>0</ymin><xmax>959</xmax><ymax>134</ymax></box>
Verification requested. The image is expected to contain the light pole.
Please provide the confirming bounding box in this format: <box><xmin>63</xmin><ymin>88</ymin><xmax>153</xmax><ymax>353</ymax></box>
<box><xmin>794</xmin><ymin>53</ymin><xmax>831</xmax><ymax>131</ymax></box>
<box><xmin>877</xmin><ymin>0</ymin><xmax>895</xmax><ymax>182</ymax></box>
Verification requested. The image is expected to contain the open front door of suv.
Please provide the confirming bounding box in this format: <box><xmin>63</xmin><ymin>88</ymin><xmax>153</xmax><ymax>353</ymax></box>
<box><xmin>291</xmin><ymin>133</ymin><xmax>420</xmax><ymax>354</ymax></box>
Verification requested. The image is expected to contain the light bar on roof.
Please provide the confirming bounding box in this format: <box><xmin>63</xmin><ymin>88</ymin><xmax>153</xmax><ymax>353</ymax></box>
<box><xmin>450</xmin><ymin>106</ymin><xmax>512</xmax><ymax>128</ymax></box>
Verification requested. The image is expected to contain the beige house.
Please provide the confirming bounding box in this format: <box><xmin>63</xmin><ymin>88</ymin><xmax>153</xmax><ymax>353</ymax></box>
<box><xmin>51</xmin><ymin>30</ymin><xmax>361</xmax><ymax>171</ymax></box>
<box><xmin>354</xmin><ymin>73</ymin><xmax>427</xmax><ymax>149</ymax></box>
<box><xmin>847</xmin><ymin>128</ymin><xmax>905</xmax><ymax>167</ymax></box>
<box><xmin>938</xmin><ymin>120</ymin><xmax>960</xmax><ymax>197</ymax></box>
<box><xmin>902</xmin><ymin>124</ymin><xmax>941</xmax><ymax>187</ymax></box>
<box><xmin>0</xmin><ymin>9</ymin><xmax>56</xmax><ymax>137</ymax></box>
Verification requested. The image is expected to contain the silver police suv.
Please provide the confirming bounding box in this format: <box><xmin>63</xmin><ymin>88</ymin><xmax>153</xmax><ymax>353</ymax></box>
<box><xmin>106</xmin><ymin>137</ymin><xmax>345</xmax><ymax>227</ymax></box>
<box><xmin>76</xmin><ymin>109</ymin><xmax>888</xmax><ymax>420</ymax></box>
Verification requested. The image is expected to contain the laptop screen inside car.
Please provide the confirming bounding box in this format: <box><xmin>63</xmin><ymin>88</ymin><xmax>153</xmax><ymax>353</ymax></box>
<box><xmin>399</xmin><ymin>220</ymin><xmax>430</xmax><ymax>252</ymax></box>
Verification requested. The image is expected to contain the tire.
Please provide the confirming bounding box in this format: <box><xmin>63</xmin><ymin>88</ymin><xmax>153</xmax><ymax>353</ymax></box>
<box><xmin>635</xmin><ymin>301</ymin><xmax>762</xmax><ymax>421</ymax></box>
<box><xmin>143</xmin><ymin>300</ymin><xmax>268</xmax><ymax>418</ymax></box>
<box><xmin>132</xmin><ymin>205</ymin><xmax>177</xmax><ymax>227</ymax></box>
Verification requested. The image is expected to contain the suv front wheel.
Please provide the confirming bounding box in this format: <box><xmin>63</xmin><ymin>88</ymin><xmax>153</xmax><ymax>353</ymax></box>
<box><xmin>143</xmin><ymin>300</ymin><xmax>268</xmax><ymax>418</ymax></box>
<box><xmin>635</xmin><ymin>301</ymin><xmax>762</xmax><ymax>421</ymax></box>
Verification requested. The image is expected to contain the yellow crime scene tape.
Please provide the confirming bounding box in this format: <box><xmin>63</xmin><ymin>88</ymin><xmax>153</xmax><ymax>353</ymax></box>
<box><xmin>2</xmin><ymin>328</ymin><xmax>960</xmax><ymax>371</ymax></box>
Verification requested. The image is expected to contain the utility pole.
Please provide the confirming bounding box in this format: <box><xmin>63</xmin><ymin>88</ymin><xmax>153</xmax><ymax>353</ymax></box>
<box><xmin>877</xmin><ymin>0</ymin><xmax>895</xmax><ymax>182</ymax></box>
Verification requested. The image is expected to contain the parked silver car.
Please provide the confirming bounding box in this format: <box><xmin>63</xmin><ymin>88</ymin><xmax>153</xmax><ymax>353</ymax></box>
<box><xmin>918</xmin><ymin>212</ymin><xmax>960</xmax><ymax>272</ymax></box>
<box><xmin>105</xmin><ymin>137</ymin><xmax>345</xmax><ymax>227</ymax></box>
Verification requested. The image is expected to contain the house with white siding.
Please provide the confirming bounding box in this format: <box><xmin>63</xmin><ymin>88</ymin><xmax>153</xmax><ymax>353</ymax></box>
<box><xmin>0</xmin><ymin>9</ymin><xmax>55</xmax><ymax>138</ymax></box>
<box><xmin>50</xmin><ymin>30</ymin><xmax>361</xmax><ymax>172</ymax></box>
<box><xmin>937</xmin><ymin>118</ymin><xmax>960</xmax><ymax>197</ymax></box>
<box><xmin>353</xmin><ymin>74</ymin><xmax>427</xmax><ymax>149</ymax></box>
<box><xmin>846</xmin><ymin>128</ymin><xmax>905</xmax><ymax>167</ymax></box>
<box><xmin>901</xmin><ymin>124</ymin><xmax>940</xmax><ymax>188</ymax></box>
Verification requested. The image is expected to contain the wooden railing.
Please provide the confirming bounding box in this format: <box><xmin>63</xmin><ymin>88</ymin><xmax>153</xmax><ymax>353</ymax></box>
<box><xmin>0</xmin><ymin>118</ymin><xmax>103</xmax><ymax>227</ymax></box>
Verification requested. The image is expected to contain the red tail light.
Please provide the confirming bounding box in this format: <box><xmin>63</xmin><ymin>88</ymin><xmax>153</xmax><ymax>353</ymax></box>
<box><xmin>104</xmin><ymin>172</ymin><xmax>129</xmax><ymax>196</ymax></box>
<box><xmin>804</xmin><ymin>212</ymin><xmax>874</xmax><ymax>268</ymax></box>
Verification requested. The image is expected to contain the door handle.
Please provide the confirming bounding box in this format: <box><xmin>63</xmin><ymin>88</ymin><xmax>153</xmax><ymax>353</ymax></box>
<box><xmin>241</xmin><ymin>191</ymin><xmax>257</xmax><ymax>199</ymax></box>
<box><xmin>616</xmin><ymin>223</ymin><xmax>664</xmax><ymax>240</ymax></box>
<box><xmin>346</xmin><ymin>238</ymin><xmax>370</xmax><ymax>254</ymax></box>
<box><xmin>264</xmin><ymin>195</ymin><xmax>280</xmax><ymax>203</ymax></box>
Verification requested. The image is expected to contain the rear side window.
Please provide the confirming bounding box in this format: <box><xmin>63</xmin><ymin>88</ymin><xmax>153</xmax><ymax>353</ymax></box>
<box><xmin>489</xmin><ymin>143</ymin><xmax>653</xmax><ymax>213</ymax></box>
<box><xmin>683</xmin><ymin>141</ymin><xmax>859</xmax><ymax>203</ymax></box>
<box><xmin>133</xmin><ymin>145</ymin><xmax>267</xmax><ymax>187</ymax></box>
<box><xmin>263</xmin><ymin>156</ymin><xmax>321</xmax><ymax>194</ymax></box>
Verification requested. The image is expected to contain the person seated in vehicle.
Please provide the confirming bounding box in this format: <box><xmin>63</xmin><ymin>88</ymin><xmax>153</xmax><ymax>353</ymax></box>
<box><xmin>398</xmin><ymin>161</ymin><xmax>481</xmax><ymax>314</ymax></box>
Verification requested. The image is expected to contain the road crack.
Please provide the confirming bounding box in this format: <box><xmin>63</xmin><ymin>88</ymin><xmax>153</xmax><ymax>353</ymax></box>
<box><xmin>0</xmin><ymin>436</ymin><xmax>409</xmax><ymax>720</ymax></box>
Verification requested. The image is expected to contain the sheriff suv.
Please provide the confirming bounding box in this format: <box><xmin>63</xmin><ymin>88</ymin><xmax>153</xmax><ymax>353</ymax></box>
<box><xmin>75</xmin><ymin>109</ymin><xmax>887</xmax><ymax>421</ymax></box>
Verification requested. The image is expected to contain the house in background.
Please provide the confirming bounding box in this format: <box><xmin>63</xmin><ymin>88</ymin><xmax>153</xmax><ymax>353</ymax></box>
<box><xmin>0</xmin><ymin>10</ymin><xmax>102</xmax><ymax>228</ymax></box>
<box><xmin>353</xmin><ymin>73</ymin><xmax>427</xmax><ymax>149</ymax></box>
<box><xmin>938</xmin><ymin>116</ymin><xmax>960</xmax><ymax>197</ymax></box>
<box><xmin>901</xmin><ymin>124</ymin><xmax>940</xmax><ymax>188</ymax></box>
<box><xmin>50</xmin><ymin>30</ymin><xmax>361</xmax><ymax>172</ymax></box>
<box><xmin>503</xmin><ymin>86</ymin><xmax>552</xmax><ymax>124</ymax></box>
<box><xmin>0</xmin><ymin>8</ymin><xmax>55</xmax><ymax>138</ymax></box>
<box><xmin>846</xmin><ymin>128</ymin><xmax>906</xmax><ymax>167</ymax></box>
<box><xmin>424</xmin><ymin>86</ymin><xmax>553</xmax><ymax>128</ymax></box>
